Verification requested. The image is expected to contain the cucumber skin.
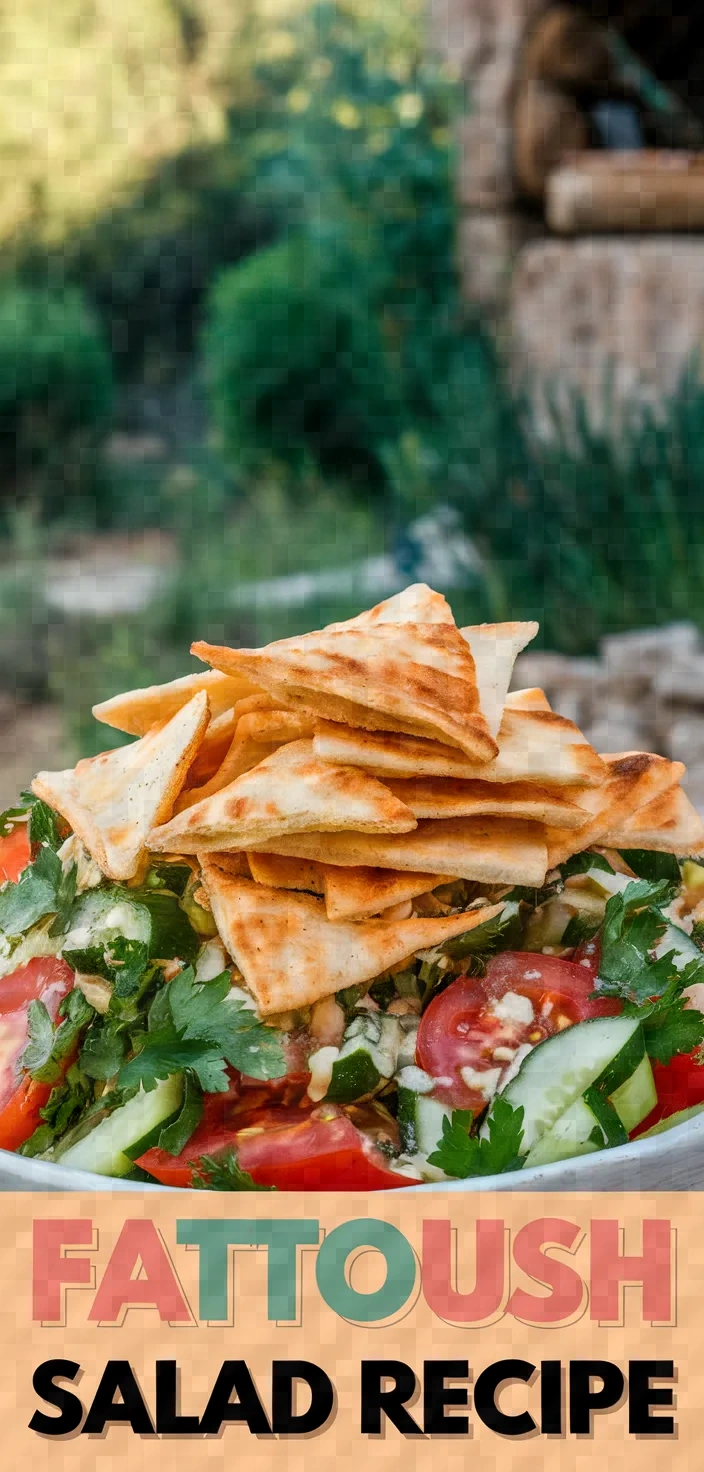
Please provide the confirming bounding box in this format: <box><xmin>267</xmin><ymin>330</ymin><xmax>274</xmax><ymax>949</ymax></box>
<box><xmin>55</xmin><ymin>1075</ymin><xmax>183</xmax><ymax>1178</ymax></box>
<box><xmin>326</xmin><ymin>1050</ymin><xmax>381</xmax><ymax>1104</ymax></box>
<box><xmin>398</xmin><ymin>1090</ymin><xmax>451</xmax><ymax>1156</ymax></box>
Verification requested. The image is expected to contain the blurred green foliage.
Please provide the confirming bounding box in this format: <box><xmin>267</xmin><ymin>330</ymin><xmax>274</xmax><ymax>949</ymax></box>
<box><xmin>0</xmin><ymin>285</ymin><xmax>113</xmax><ymax>513</ymax></box>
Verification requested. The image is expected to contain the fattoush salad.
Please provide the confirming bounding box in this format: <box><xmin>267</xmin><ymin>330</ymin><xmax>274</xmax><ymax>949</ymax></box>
<box><xmin>0</xmin><ymin>584</ymin><xmax>704</xmax><ymax>1189</ymax></box>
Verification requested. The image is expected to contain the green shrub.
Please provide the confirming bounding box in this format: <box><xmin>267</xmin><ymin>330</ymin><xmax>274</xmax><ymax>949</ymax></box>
<box><xmin>0</xmin><ymin>284</ymin><xmax>113</xmax><ymax>511</ymax></box>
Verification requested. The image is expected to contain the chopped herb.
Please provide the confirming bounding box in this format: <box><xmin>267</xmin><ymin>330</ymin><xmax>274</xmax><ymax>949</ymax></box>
<box><xmin>28</xmin><ymin>799</ymin><xmax>63</xmax><ymax>852</ymax></box>
<box><xmin>618</xmin><ymin>849</ymin><xmax>681</xmax><ymax>900</ymax></box>
<box><xmin>106</xmin><ymin>938</ymin><xmax>151</xmax><ymax>999</ymax></box>
<box><xmin>561</xmin><ymin>913</ymin><xmax>602</xmax><ymax>948</ymax></box>
<box><xmin>428</xmin><ymin>1096</ymin><xmax>525</xmax><ymax>1179</ymax></box>
<box><xmin>0</xmin><ymin>803</ymin><xmax>30</xmax><ymax>839</ymax></box>
<box><xmin>560</xmin><ymin>852</ymin><xmax>614</xmax><ymax>879</ymax></box>
<box><xmin>156</xmin><ymin>1072</ymin><xmax>204</xmax><ymax>1156</ymax></box>
<box><xmin>0</xmin><ymin>845</ymin><xmax>76</xmax><ymax>938</ymax></box>
<box><xmin>117</xmin><ymin>965</ymin><xmax>286</xmax><ymax>1093</ymax></box>
<box><xmin>441</xmin><ymin>901</ymin><xmax>523</xmax><ymax>964</ymax></box>
<box><xmin>20</xmin><ymin>989</ymin><xmax>94</xmax><ymax>1084</ymax></box>
<box><xmin>192</xmin><ymin>1147</ymin><xmax>276</xmax><ymax>1191</ymax></box>
<box><xmin>79</xmin><ymin>1021</ymin><xmax>126</xmax><ymax>1080</ymax></box>
<box><xmin>145</xmin><ymin>862</ymin><xmax>193</xmax><ymax>898</ymax></box>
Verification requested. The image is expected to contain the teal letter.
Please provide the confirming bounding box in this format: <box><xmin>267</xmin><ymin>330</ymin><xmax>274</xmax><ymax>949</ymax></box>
<box><xmin>316</xmin><ymin>1219</ymin><xmax>416</xmax><ymax>1323</ymax></box>
<box><xmin>176</xmin><ymin>1219</ymin><xmax>319</xmax><ymax>1320</ymax></box>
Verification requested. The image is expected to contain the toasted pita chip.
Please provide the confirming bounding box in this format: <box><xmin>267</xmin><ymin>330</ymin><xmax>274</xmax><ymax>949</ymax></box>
<box><xmin>232</xmin><ymin>693</ymin><xmax>279</xmax><ymax>719</ymax></box>
<box><xmin>598</xmin><ymin>784</ymin><xmax>704</xmax><ymax>855</ymax></box>
<box><xmin>198</xmin><ymin>863</ymin><xmax>504</xmax><ymax>1012</ymax></box>
<box><xmin>187</xmin><ymin>707</ymin><xmax>240</xmax><ymax>785</ymax></box>
<box><xmin>32</xmin><ymin>691</ymin><xmax>209</xmax><ymax>881</ymax></box>
<box><xmin>93</xmin><ymin>669</ymin><xmax>258</xmax><ymax>737</ymax></box>
<box><xmin>460</xmin><ymin>622</ymin><xmax>539</xmax><ymax>736</ymax></box>
<box><xmin>176</xmin><ymin>736</ymin><xmax>282</xmax><ymax>813</ymax></box>
<box><xmin>192</xmin><ymin>619</ymin><xmax>498</xmax><ymax>762</ymax></box>
<box><xmin>383</xmin><ymin>776</ymin><xmax>588</xmax><ymax>829</ymax></box>
<box><xmin>320</xmin><ymin>865</ymin><xmax>455</xmax><ymax>922</ymax></box>
<box><xmin>247</xmin><ymin>851</ymin><xmax>325</xmax><ymax>894</ymax></box>
<box><xmin>248</xmin><ymin>814</ymin><xmax>547</xmax><ymax>886</ymax></box>
<box><xmin>151</xmin><ymin>739</ymin><xmax>417</xmax><ymax>853</ymax></box>
<box><xmin>326</xmin><ymin>583</ymin><xmax>456</xmax><ymax>628</ymax></box>
<box><xmin>313</xmin><ymin>705</ymin><xmax>606</xmax><ymax>788</ymax></box>
<box><xmin>235</xmin><ymin>709</ymin><xmax>316</xmax><ymax>743</ymax></box>
<box><xmin>544</xmin><ymin>753</ymin><xmax>687</xmax><ymax>868</ymax></box>
<box><xmin>504</xmin><ymin>687</ymin><xmax>552</xmax><ymax>711</ymax></box>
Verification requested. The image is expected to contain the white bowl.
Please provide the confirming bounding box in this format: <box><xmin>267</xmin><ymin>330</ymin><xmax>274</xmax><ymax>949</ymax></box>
<box><xmin>1</xmin><ymin>1112</ymin><xmax>703</xmax><ymax>1191</ymax></box>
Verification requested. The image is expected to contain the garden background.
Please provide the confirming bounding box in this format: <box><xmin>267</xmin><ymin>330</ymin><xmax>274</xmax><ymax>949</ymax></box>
<box><xmin>1</xmin><ymin>0</ymin><xmax>703</xmax><ymax>804</ymax></box>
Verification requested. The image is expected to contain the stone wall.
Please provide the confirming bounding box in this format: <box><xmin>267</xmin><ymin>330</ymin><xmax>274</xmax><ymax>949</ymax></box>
<box><xmin>513</xmin><ymin>622</ymin><xmax>704</xmax><ymax>811</ymax></box>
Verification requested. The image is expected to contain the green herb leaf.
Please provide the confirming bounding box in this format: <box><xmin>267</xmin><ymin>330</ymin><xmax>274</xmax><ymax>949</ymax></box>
<box><xmin>20</xmin><ymin>989</ymin><xmax>94</xmax><ymax>1084</ymax></box>
<box><xmin>427</xmin><ymin>1096</ymin><xmax>525</xmax><ymax>1179</ymax></box>
<box><xmin>192</xmin><ymin>1147</ymin><xmax>276</xmax><ymax>1192</ymax></box>
<box><xmin>105</xmin><ymin>938</ymin><xmax>150</xmax><ymax>999</ymax></box>
<box><xmin>0</xmin><ymin>845</ymin><xmax>65</xmax><ymax>937</ymax></box>
<box><xmin>79</xmin><ymin>1021</ymin><xmax>126</xmax><ymax>1080</ymax></box>
<box><xmin>47</xmin><ymin>859</ymin><xmax>78</xmax><ymax>937</ymax></box>
<box><xmin>560</xmin><ymin>852</ymin><xmax>614</xmax><ymax>879</ymax></box>
<box><xmin>441</xmin><ymin>902</ymin><xmax>522</xmax><ymax>962</ymax></box>
<box><xmin>595</xmin><ymin>879</ymin><xmax>673</xmax><ymax>1005</ymax></box>
<box><xmin>0</xmin><ymin>804</ymin><xmax>29</xmax><ymax>839</ymax></box>
<box><xmin>28</xmin><ymin>800</ymin><xmax>63</xmax><ymax>852</ymax></box>
<box><xmin>561</xmin><ymin>912</ymin><xmax>602</xmax><ymax>949</ymax></box>
<box><xmin>145</xmin><ymin>862</ymin><xmax>193</xmax><ymax>898</ymax></box>
<box><xmin>157</xmin><ymin>1072</ymin><xmax>204</xmax><ymax>1156</ymax></box>
<box><xmin>118</xmin><ymin>1029</ymin><xmax>230</xmax><ymax>1093</ymax></box>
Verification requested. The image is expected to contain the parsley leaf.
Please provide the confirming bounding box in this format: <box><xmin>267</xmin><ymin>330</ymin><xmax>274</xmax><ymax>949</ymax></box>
<box><xmin>428</xmin><ymin>1096</ymin><xmax>525</xmax><ymax>1179</ymax></box>
<box><xmin>595</xmin><ymin>880</ymin><xmax>673</xmax><ymax>1005</ymax></box>
<box><xmin>118</xmin><ymin>1032</ymin><xmax>230</xmax><ymax>1093</ymax></box>
<box><xmin>20</xmin><ymin>989</ymin><xmax>94</xmax><ymax>1083</ymax></box>
<box><xmin>79</xmin><ymin>1021</ymin><xmax>126</xmax><ymax>1080</ymax></box>
<box><xmin>19</xmin><ymin>1064</ymin><xmax>93</xmax><ymax>1157</ymax></box>
<box><xmin>0</xmin><ymin>845</ymin><xmax>63</xmax><ymax>936</ymax></box>
<box><xmin>28</xmin><ymin>799</ymin><xmax>63</xmax><ymax>852</ymax></box>
<box><xmin>441</xmin><ymin>902</ymin><xmax>522</xmax><ymax>964</ymax></box>
<box><xmin>618</xmin><ymin>850</ymin><xmax>681</xmax><ymax>898</ymax></box>
<box><xmin>106</xmin><ymin>938</ymin><xmax>151</xmax><ymax>1000</ymax></box>
<box><xmin>0</xmin><ymin>804</ymin><xmax>29</xmax><ymax>839</ymax></box>
<box><xmin>192</xmin><ymin>1147</ymin><xmax>276</xmax><ymax>1191</ymax></box>
<box><xmin>157</xmin><ymin>1072</ymin><xmax>204</xmax><ymax>1156</ymax></box>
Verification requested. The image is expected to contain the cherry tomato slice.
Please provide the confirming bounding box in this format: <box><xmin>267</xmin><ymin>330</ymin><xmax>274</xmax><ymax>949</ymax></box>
<box><xmin>0</xmin><ymin>957</ymin><xmax>75</xmax><ymax>1149</ymax></box>
<box><xmin>631</xmin><ymin>1051</ymin><xmax>704</xmax><ymax>1137</ymax></box>
<box><xmin>571</xmin><ymin>934</ymin><xmax>602</xmax><ymax>977</ymax></box>
<box><xmin>416</xmin><ymin>950</ymin><xmax>620</xmax><ymax>1111</ymax></box>
<box><xmin>0</xmin><ymin>827</ymin><xmax>30</xmax><ymax>884</ymax></box>
<box><xmin>138</xmin><ymin>1106</ymin><xmax>419</xmax><ymax>1191</ymax></box>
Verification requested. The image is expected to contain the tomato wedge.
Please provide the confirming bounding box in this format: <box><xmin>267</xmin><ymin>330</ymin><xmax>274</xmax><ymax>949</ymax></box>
<box><xmin>0</xmin><ymin>826</ymin><xmax>30</xmax><ymax>884</ymax></box>
<box><xmin>138</xmin><ymin>1105</ymin><xmax>419</xmax><ymax>1190</ymax></box>
<box><xmin>0</xmin><ymin>957</ymin><xmax>75</xmax><ymax>1150</ymax></box>
<box><xmin>632</xmin><ymin>1050</ymin><xmax>704</xmax><ymax>1137</ymax></box>
<box><xmin>416</xmin><ymin>950</ymin><xmax>621</xmax><ymax>1111</ymax></box>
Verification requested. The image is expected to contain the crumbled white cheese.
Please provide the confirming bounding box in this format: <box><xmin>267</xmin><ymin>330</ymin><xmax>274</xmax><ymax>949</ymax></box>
<box><xmin>492</xmin><ymin>1045</ymin><xmax>516</xmax><ymax>1062</ymax></box>
<box><xmin>396</xmin><ymin>1065</ymin><xmax>434</xmax><ymax>1094</ymax></box>
<box><xmin>460</xmin><ymin>1065</ymin><xmax>502</xmax><ymax>1099</ymax></box>
<box><xmin>195</xmin><ymin>938</ymin><xmax>228</xmax><ymax>983</ymax></box>
<box><xmin>226</xmin><ymin>985</ymin><xmax>259</xmax><ymax>1014</ymax></box>
<box><xmin>498</xmin><ymin>1042</ymin><xmax>534</xmax><ymax>1089</ymax></box>
<box><xmin>307</xmin><ymin>1046</ymin><xmax>341</xmax><ymax>1103</ymax></box>
<box><xmin>491</xmin><ymin>990</ymin><xmax>534</xmax><ymax>1026</ymax></box>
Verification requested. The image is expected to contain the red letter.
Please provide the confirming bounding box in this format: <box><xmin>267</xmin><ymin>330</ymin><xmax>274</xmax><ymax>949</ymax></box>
<box><xmin>33</xmin><ymin>1219</ymin><xmax>94</xmax><ymax>1323</ymax></box>
<box><xmin>590</xmin><ymin>1219</ymin><xmax>673</xmax><ymax>1324</ymax></box>
<box><xmin>509</xmin><ymin>1218</ymin><xmax>586</xmax><ymax>1324</ymax></box>
<box><xmin>422</xmin><ymin>1220</ymin><xmax>505</xmax><ymax>1324</ymax></box>
<box><xmin>89</xmin><ymin>1220</ymin><xmax>191</xmax><ymax>1324</ymax></box>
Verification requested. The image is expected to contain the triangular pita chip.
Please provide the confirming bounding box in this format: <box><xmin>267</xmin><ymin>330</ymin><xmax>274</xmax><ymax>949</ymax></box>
<box><xmin>460</xmin><ymin>622</ymin><xmax>539</xmax><ymax>736</ymax></box>
<box><xmin>326</xmin><ymin>583</ymin><xmax>455</xmax><ymax>628</ymax></box>
<box><xmin>313</xmin><ymin>706</ymin><xmax>606</xmax><ymax>788</ymax></box>
<box><xmin>187</xmin><ymin>707</ymin><xmax>240</xmax><ymax>785</ymax></box>
<box><xmin>320</xmin><ymin>865</ymin><xmax>455</xmax><ymax>922</ymax></box>
<box><xmin>150</xmin><ymin>739</ymin><xmax>417</xmax><ymax>852</ymax></box>
<box><xmin>176</xmin><ymin>736</ymin><xmax>282</xmax><ymax>813</ymax></box>
<box><xmin>504</xmin><ymin>687</ymin><xmax>552</xmax><ymax>711</ymax></box>
<box><xmin>192</xmin><ymin>619</ymin><xmax>498</xmax><ymax>762</ymax></box>
<box><xmin>235</xmin><ymin>709</ymin><xmax>316</xmax><ymax>743</ymax></box>
<box><xmin>247</xmin><ymin>852</ymin><xmax>325</xmax><ymax>895</ymax></box>
<box><xmin>198</xmin><ymin>862</ymin><xmax>504</xmax><ymax>1012</ymax></box>
<box><xmin>598</xmin><ymin>784</ymin><xmax>704</xmax><ymax>855</ymax></box>
<box><xmin>383</xmin><ymin>776</ymin><xmax>588</xmax><ymax>829</ymax></box>
<box><xmin>544</xmin><ymin>753</ymin><xmax>687</xmax><ymax>868</ymax></box>
<box><xmin>33</xmin><ymin>691</ymin><xmax>210</xmax><ymax>881</ymax></box>
<box><xmin>247</xmin><ymin>814</ymin><xmax>548</xmax><ymax>886</ymax></box>
<box><xmin>93</xmin><ymin>669</ymin><xmax>258</xmax><ymax>737</ymax></box>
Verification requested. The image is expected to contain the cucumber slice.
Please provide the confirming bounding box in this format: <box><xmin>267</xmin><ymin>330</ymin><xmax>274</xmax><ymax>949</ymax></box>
<box><xmin>609</xmin><ymin>1053</ymin><xmax>657</xmax><ymax>1133</ymax></box>
<box><xmin>53</xmin><ymin>1075</ymin><xmax>183</xmax><ymax>1178</ymax></box>
<box><xmin>397</xmin><ymin>1089</ymin><xmax>451</xmax><ymax>1156</ymax></box>
<box><xmin>654</xmin><ymin>921</ymin><xmax>702</xmax><ymax>973</ymax></box>
<box><xmin>497</xmin><ymin>1015</ymin><xmax>644</xmax><ymax>1154</ymax></box>
<box><xmin>638</xmin><ymin>1104</ymin><xmax>704</xmax><ymax>1138</ymax></box>
<box><xmin>524</xmin><ymin>1095</ymin><xmax>613</xmax><ymax>1168</ymax></box>
<box><xmin>62</xmin><ymin>887</ymin><xmax>199</xmax><ymax>963</ymax></box>
<box><xmin>326</xmin><ymin>1014</ymin><xmax>401</xmax><ymax>1103</ymax></box>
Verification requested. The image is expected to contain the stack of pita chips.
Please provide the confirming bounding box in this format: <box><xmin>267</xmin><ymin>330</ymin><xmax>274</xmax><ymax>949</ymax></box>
<box><xmin>31</xmin><ymin>584</ymin><xmax>704</xmax><ymax>1015</ymax></box>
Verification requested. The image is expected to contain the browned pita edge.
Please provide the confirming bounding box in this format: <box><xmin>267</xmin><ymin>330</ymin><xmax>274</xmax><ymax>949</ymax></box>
<box><xmin>192</xmin><ymin>619</ymin><xmax>499</xmax><ymax>763</ymax></box>
<box><xmin>246</xmin><ymin>814</ymin><xmax>548</xmax><ymax>886</ymax></box>
<box><xmin>460</xmin><ymin>621</ymin><xmax>539</xmax><ymax>737</ymax></box>
<box><xmin>312</xmin><ymin>705</ymin><xmax>606</xmax><ymax>788</ymax></box>
<box><xmin>187</xmin><ymin>707</ymin><xmax>240</xmax><ymax>785</ymax></box>
<box><xmin>504</xmin><ymin>687</ymin><xmax>552</xmax><ymax>711</ymax></box>
<box><xmin>599</xmin><ymin>784</ymin><xmax>704</xmax><ymax>854</ymax></box>
<box><xmin>321</xmin><ymin>865</ymin><xmax>456</xmax><ymax>922</ymax></box>
<box><xmin>92</xmin><ymin>669</ymin><xmax>256</xmax><ymax>737</ymax></box>
<box><xmin>235</xmin><ymin>709</ymin><xmax>317</xmax><ymax>743</ymax></box>
<box><xmin>150</xmin><ymin>738</ymin><xmax>417</xmax><ymax>853</ymax></box>
<box><xmin>176</xmin><ymin>735</ymin><xmax>283</xmax><ymax>813</ymax></box>
<box><xmin>544</xmin><ymin>753</ymin><xmax>687</xmax><ymax>868</ymax></box>
<box><xmin>325</xmin><ymin>583</ymin><xmax>456</xmax><ymax>627</ymax></box>
<box><xmin>33</xmin><ymin>690</ymin><xmax>210</xmax><ymax>882</ymax></box>
<box><xmin>383</xmin><ymin>776</ymin><xmax>589</xmax><ymax>829</ymax></box>
<box><xmin>197</xmin><ymin>860</ymin><xmax>504</xmax><ymax>1012</ymax></box>
<box><xmin>246</xmin><ymin>851</ymin><xmax>325</xmax><ymax>894</ymax></box>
